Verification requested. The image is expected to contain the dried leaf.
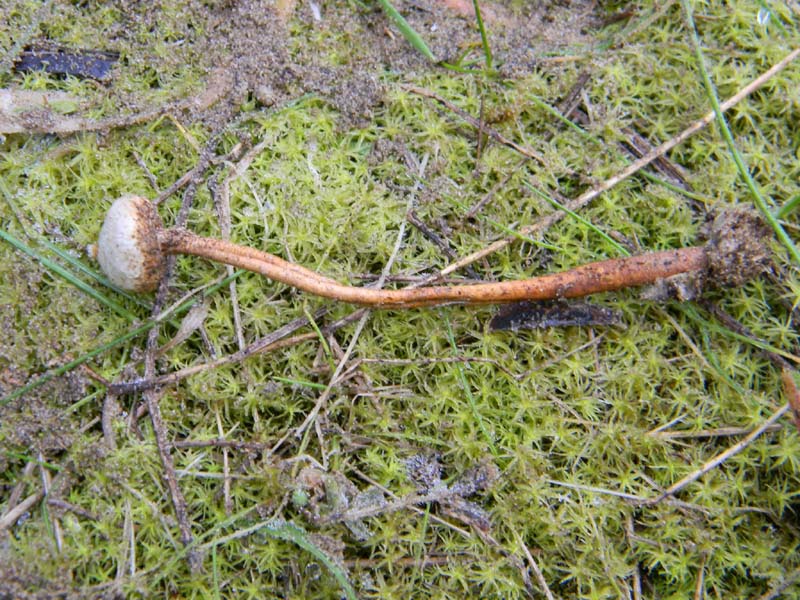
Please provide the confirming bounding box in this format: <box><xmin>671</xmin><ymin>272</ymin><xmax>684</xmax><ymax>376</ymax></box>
<box><xmin>14</xmin><ymin>47</ymin><xmax>118</xmax><ymax>80</ymax></box>
<box><xmin>489</xmin><ymin>300</ymin><xmax>622</xmax><ymax>331</ymax></box>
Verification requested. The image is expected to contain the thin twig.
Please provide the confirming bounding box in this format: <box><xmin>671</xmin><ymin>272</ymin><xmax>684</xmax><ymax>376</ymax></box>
<box><xmin>781</xmin><ymin>369</ymin><xmax>800</xmax><ymax>433</ymax></box>
<box><xmin>47</xmin><ymin>498</ymin><xmax>98</xmax><ymax>521</ymax></box>
<box><xmin>5</xmin><ymin>461</ymin><xmax>36</xmax><ymax>513</ymax></box>
<box><xmin>343</xmin><ymin>555</ymin><xmax>452</xmax><ymax>568</ymax></box>
<box><xmin>693</xmin><ymin>553</ymin><xmax>707</xmax><ymax>600</ymax></box>
<box><xmin>406</xmin><ymin>210</ymin><xmax>458</xmax><ymax>261</ymax></box>
<box><xmin>757</xmin><ymin>565</ymin><xmax>800</xmax><ymax>600</ymax></box>
<box><xmin>154</xmin><ymin>128</ymin><xmax>236</xmax><ymax>206</ymax></box>
<box><xmin>0</xmin><ymin>491</ymin><xmax>44</xmax><ymax>532</ymax></box>
<box><xmin>544</xmin><ymin>479</ymin><xmax>647</xmax><ymax>502</ymax></box>
<box><xmin>359</xmin><ymin>355</ymin><xmax>518</xmax><ymax>379</ymax></box>
<box><xmin>38</xmin><ymin>450</ymin><xmax>63</xmax><ymax>552</ymax></box>
<box><xmin>110</xmin><ymin>308</ymin><xmax>336</xmax><ymax>394</ymax></box>
<box><xmin>632</xmin><ymin>564</ymin><xmax>642</xmax><ymax>600</ymax></box>
<box><xmin>405</xmin><ymin>86</ymin><xmax>547</xmax><ymax>164</ymax></box>
<box><xmin>658</xmin><ymin>308</ymin><xmax>712</xmax><ymax>370</ymax></box>
<box><xmin>651</xmin><ymin>403</ymin><xmax>790</xmax><ymax>504</ymax></box>
<box><xmin>133</xmin><ymin>151</ymin><xmax>162</xmax><ymax>195</ymax></box>
<box><xmin>141</xmin><ymin>180</ymin><xmax>200</xmax><ymax>569</ymax></box>
<box><xmin>464</xmin><ymin>164</ymin><xmax>523</xmax><ymax>220</ymax></box>
<box><xmin>648</xmin><ymin>424</ymin><xmax>783</xmax><ymax>440</ymax></box>
<box><xmin>701</xmin><ymin>300</ymin><xmax>792</xmax><ymax>369</ymax></box>
<box><xmin>170</xmin><ymin>438</ymin><xmax>273</xmax><ymax>452</ymax></box>
<box><xmin>215</xmin><ymin>410</ymin><xmax>233</xmax><ymax>515</ymax></box>
<box><xmin>116</xmin><ymin>500</ymin><xmax>132</xmax><ymax>583</ymax></box>
<box><xmin>511</xmin><ymin>528</ymin><xmax>555</xmax><ymax>600</ymax></box>
<box><xmin>209</xmin><ymin>172</ymin><xmax>245</xmax><ymax>351</ymax></box>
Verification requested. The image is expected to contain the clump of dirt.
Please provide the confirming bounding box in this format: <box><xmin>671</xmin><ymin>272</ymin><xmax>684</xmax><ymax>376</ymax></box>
<box><xmin>0</xmin><ymin>261</ymin><xmax>91</xmax><ymax>454</ymax></box>
<box><xmin>640</xmin><ymin>270</ymin><xmax>706</xmax><ymax>303</ymax></box>
<box><xmin>2</xmin><ymin>0</ymin><xmax>602</xmax><ymax>133</ymax></box>
<box><xmin>701</xmin><ymin>205</ymin><xmax>772</xmax><ymax>288</ymax></box>
<box><xmin>0</xmin><ymin>550</ymin><xmax>84</xmax><ymax>600</ymax></box>
<box><xmin>0</xmin><ymin>375</ymin><xmax>84</xmax><ymax>453</ymax></box>
<box><xmin>195</xmin><ymin>0</ymin><xmax>601</xmax><ymax>128</ymax></box>
<box><xmin>641</xmin><ymin>206</ymin><xmax>772</xmax><ymax>302</ymax></box>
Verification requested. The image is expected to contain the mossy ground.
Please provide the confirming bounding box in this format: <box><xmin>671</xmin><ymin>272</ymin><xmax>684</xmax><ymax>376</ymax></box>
<box><xmin>2</xmin><ymin>1</ymin><xmax>800</xmax><ymax>598</ymax></box>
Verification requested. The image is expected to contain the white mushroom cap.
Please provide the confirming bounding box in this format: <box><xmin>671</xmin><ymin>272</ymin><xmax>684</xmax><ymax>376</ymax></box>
<box><xmin>96</xmin><ymin>195</ymin><xmax>166</xmax><ymax>292</ymax></box>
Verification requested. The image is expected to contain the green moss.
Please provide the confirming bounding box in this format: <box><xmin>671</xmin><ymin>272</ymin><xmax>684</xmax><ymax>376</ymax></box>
<box><xmin>2</xmin><ymin>0</ymin><xmax>800</xmax><ymax>598</ymax></box>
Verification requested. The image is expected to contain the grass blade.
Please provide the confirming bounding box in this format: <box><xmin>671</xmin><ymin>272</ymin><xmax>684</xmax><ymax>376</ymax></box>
<box><xmin>377</xmin><ymin>0</ymin><xmax>436</xmax><ymax>62</ymax></box>
<box><xmin>680</xmin><ymin>303</ymin><xmax>800</xmax><ymax>365</ymax></box>
<box><xmin>202</xmin><ymin>518</ymin><xmax>357</xmax><ymax>600</ymax></box>
<box><xmin>262</xmin><ymin>520</ymin><xmax>357</xmax><ymax>600</ymax></box>
<box><xmin>776</xmin><ymin>193</ymin><xmax>800</xmax><ymax>220</ymax></box>
<box><xmin>272</xmin><ymin>375</ymin><xmax>327</xmax><ymax>390</ymax></box>
<box><xmin>681</xmin><ymin>0</ymin><xmax>800</xmax><ymax>266</ymax></box>
<box><xmin>524</xmin><ymin>181</ymin><xmax>631</xmax><ymax>257</ymax></box>
<box><xmin>0</xmin><ymin>226</ymin><xmax>137</xmax><ymax>321</ymax></box>
<box><xmin>472</xmin><ymin>0</ymin><xmax>492</xmax><ymax>70</ymax></box>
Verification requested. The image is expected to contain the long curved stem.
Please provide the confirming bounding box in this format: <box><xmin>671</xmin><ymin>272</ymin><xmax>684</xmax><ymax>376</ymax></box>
<box><xmin>158</xmin><ymin>228</ymin><xmax>708</xmax><ymax>309</ymax></box>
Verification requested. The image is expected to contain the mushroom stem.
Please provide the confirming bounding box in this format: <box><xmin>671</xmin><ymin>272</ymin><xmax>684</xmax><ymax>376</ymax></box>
<box><xmin>158</xmin><ymin>226</ymin><xmax>708</xmax><ymax>308</ymax></box>
<box><xmin>99</xmin><ymin>196</ymin><xmax>770</xmax><ymax>307</ymax></box>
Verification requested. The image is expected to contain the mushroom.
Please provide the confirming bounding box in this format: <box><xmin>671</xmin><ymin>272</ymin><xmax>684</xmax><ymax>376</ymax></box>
<box><xmin>93</xmin><ymin>195</ymin><xmax>770</xmax><ymax>308</ymax></box>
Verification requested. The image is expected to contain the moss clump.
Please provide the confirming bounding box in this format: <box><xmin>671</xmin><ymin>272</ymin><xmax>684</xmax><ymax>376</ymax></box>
<box><xmin>2</xmin><ymin>1</ymin><xmax>800</xmax><ymax>599</ymax></box>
